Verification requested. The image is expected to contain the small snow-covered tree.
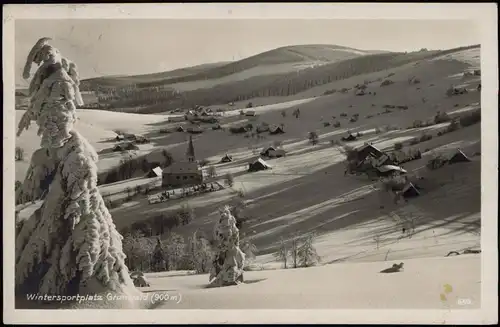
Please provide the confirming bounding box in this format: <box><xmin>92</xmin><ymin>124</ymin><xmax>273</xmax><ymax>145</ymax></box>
<box><xmin>297</xmin><ymin>234</ymin><xmax>321</xmax><ymax>267</ymax></box>
<box><xmin>240</xmin><ymin>237</ymin><xmax>258</xmax><ymax>263</ymax></box>
<box><xmin>208</xmin><ymin>206</ymin><xmax>245</xmax><ymax>287</ymax></box>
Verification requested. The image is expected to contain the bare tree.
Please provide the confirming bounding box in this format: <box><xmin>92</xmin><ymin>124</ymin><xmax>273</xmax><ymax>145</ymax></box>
<box><xmin>373</xmin><ymin>234</ymin><xmax>382</xmax><ymax>250</ymax></box>
<box><xmin>224</xmin><ymin>173</ymin><xmax>234</xmax><ymax>187</ymax></box>
<box><xmin>273</xmin><ymin>237</ymin><xmax>289</xmax><ymax>269</ymax></box>
<box><xmin>308</xmin><ymin>131</ymin><xmax>319</xmax><ymax>145</ymax></box>
<box><xmin>177</xmin><ymin>204</ymin><xmax>195</xmax><ymax>226</ymax></box>
<box><xmin>187</xmin><ymin>231</ymin><xmax>212</xmax><ymax>273</ymax></box>
<box><xmin>125</xmin><ymin>186</ymin><xmax>132</xmax><ymax>201</ymax></box>
<box><xmin>207</xmin><ymin>165</ymin><xmax>217</xmax><ymax>178</ymax></box>
<box><xmin>289</xmin><ymin>235</ymin><xmax>300</xmax><ymax>268</ymax></box>
<box><xmin>164</xmin><ymin>232</ymin><xmax>186</xmax><ymax>271</ymax></box>
<box><xmin>15</xmin><ymin>146</ymin><xmax>25</xmax><ymax>161</ymax></box>
<box><xmin>122</xmin><ymin>231</ymin><xmax>156</xmax><ymax>272</ymax></box>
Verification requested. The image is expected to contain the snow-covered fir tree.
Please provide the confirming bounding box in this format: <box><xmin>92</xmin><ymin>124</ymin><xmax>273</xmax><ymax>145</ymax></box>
<box><xmin>15</xmin><ymin>37</ymin><xmax>144</xmax><ymax>308</ymax></box>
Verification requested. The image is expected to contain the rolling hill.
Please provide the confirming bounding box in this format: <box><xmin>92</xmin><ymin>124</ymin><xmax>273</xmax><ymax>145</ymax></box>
<box><xmin>80</xmin><ymin>61</ymin><xmax>231</xmax><ymax>89</ymax></box>
<box><xmin>80</xmin><ymin>44</ymin><xmax>386</xmax><ymax>91</ymax></box>
<box><xmin>88</xmin><ymin>44</ymin><xmax>479</xmax><ymax>114</ymax></box>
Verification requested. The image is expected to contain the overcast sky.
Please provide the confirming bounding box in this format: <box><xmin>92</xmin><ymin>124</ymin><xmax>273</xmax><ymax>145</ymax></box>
<box><xmin>15</xmin><ymin>19</ymin><xmax>479</xmax><ymax>86</ymax></box>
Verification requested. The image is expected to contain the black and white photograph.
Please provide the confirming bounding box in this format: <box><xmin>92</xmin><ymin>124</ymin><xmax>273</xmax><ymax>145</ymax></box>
<box><xmin>3</xmin><ymin>3</ymin><xmax>498</xmax><ymax>325</ymax></box>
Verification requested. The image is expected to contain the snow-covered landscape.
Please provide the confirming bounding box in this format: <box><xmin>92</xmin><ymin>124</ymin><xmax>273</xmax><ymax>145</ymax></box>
<box><xmin>5</xmin><ymin>7</ymin><xmax>498</xmax><ymax>325</ymax></box>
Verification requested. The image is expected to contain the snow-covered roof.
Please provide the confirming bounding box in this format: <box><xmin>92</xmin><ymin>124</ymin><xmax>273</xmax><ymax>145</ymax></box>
<box><xmin>252</xmin><ymin>158</ymin><xmax>272</xmax><ymax>168</ymax></box>
<box><xmin>162</xmin><ymin>161</ymin><xmax>201</xmax><ymax>174</ymax></box>
<box><xmin>262</xmin><ymin>146</ymin><xmax>276</xmax><ymax>152</ymax></box>
<box><xmin>377</xmin><ymin>165</ymin><xmax>407</xmax><ymax>173</ymax></box>
<box><xmin>152</xmin><ymin>166</ymin><xmax>163</xmax><ymax>176</ymax></box>
<box><xmin>269</xmin><ymin>125</ymin><xmax>284</xmax><ymax>132</ymax></box>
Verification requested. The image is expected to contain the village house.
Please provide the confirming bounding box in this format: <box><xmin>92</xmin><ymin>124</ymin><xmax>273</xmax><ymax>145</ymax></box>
<box><xmin>248</xmin><ymin>158</ymin><xmax>272</xmax><ymax>172</ymax></box>
<box><xmin>161</xmin><ymin>136</ymin><xmax>203</xmax><ymax>188</ymax></box>
<box><xmin>168</xmin><ymin>115</ymin><xmax>185</xmax><ymax>123</ymax></box>
<box><xmin>269</xmin><ymin>125</ymin><xmax>285</xmax><ymax>135</ymax></box>
<box><xmin>245</xmin><ymin>110</ymin><xmax>256</xmax><ymax>117</ymax></box>
<box><xmin>354</xmin><ymin>143</ymin><xmax>386</xmax><ymax>163</ymax></box>
<box><xmin>220</xmin><ymin>154</ymin><xmax>233</xmax><ymax>163</ymax></box>
<box><xmin>260</xmin><ymin>146</ymin><xmax>286</xmax><ymax>158</ymax></box>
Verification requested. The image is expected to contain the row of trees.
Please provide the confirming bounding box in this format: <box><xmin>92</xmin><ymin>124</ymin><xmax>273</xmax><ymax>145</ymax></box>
<box><xmin>123</xmin><ymin>228</ymin><xmax>260</xmax><ymax>274</ymax></box>
<box><xmin>124</xmin><ymin>224</ymin><xmax>320</xmax><ymax>273</ymax></box>
<box><xmin>119</xmin><ymin>204</ymin><xmax>196</xmax><ymax>237</ymax></box>
<box><xmin>99</xmin><ymin>149</ymin><xmax>173</xmax><ymax>185</ymax></box>
<box><xmin>120</xmin><ymin>189</ymin><xmax>257</xmax><ymax>273</ymax></box>
<box><xmin>122</xmin><ymin>230</ymin><xmax>213</xmax><ymax>273</ymax></box>
<box><xmin>274</xmin><ymin>234</ymin><xmax>321</xmax><ymax>268</ymax></box>
<box><xmin>120</xmin><ymin>190</ymin><xmax>245</xmax><ymax>237</ymax></box>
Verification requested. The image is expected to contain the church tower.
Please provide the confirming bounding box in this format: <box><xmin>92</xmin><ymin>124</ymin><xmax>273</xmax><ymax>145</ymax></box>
<box><xmin>186</xmin><ymin>135</ymin><xmax>196</xmax><ymax>162</ymax></box>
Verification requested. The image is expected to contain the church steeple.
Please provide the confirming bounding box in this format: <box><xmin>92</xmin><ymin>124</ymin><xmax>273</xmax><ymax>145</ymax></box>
<box><xmin>186</xmin><ymin>135</ymin><xmax>195</xmax><ymax>162</ymax></box>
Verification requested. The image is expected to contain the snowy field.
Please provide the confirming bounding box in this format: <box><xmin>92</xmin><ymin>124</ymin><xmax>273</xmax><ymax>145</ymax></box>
<box><xmin>12</xmin><ymin>45</ymin><xmax>487</xmax><ymax>320</ymax></box>
<box><xmin>142</xmin><ymin>255</ymin><xmax>481</xmax><ymax>310</ymax></box>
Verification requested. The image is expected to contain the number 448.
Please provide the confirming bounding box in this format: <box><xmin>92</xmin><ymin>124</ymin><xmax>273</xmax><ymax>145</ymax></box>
<box><xmin>457</xmin><ymin>298</ymin><xmax>472</xmax><ymax>305</ymax></box>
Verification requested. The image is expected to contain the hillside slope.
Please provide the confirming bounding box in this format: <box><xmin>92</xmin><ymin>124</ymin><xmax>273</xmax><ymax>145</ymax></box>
<box><xmin>80</xmin><ymin>61</ymin><xmax>231</xmax><ymax>90</ymax></box>
<box><xmin>107</xmin><ymin>45</ymin><xmax>478</xmax><ymax>114</ymax></box>
<box><xmin>134</xmin><ymin>44</ymin><xmax>385</xmax><ymax>87</ymax></box>
<box><xmin>81</xmin><ymin>44</ymin><xmax>380</xmax><ymax>92</ymax></box>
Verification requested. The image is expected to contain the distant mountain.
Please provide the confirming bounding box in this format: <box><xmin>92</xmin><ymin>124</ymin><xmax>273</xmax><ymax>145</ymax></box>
<box><xmin>81</xmin><ymin>44</ymin><xmax>387</xmax><ymax>90</ymax></box>
<box><xmin>92</xmin><ymin>44</ymin><xmax>479</xmax><ymax>114</ymax></box>
<box><xmin>80</xmin><ymin>61</ymin><xmax>231</xmax><ymax>90</ymax></box>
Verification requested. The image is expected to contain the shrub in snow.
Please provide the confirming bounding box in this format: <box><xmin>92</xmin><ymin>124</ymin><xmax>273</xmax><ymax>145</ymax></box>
<box><xmin>15</xmin><ymin>38</ymin><xmax>141</xmax><ymax>307</ymax></box>
<box><xmin>434</xmin><ymin>111</ymin><xmax>452</xmax><ymax>124</ymax></box>
<box><xmin>132</xmin><ymin>275</ymin><xmax>150</xmax><ymax>287</ymax></box>
<box><xmin>380</xmin><ymin>79</ymin><xmax>394</xmax><ymax>87</ymax></box>
<box><xmin>308</xmin><ymin>131</ymin><xmax>319</xmax><ymax>145</ymax></box>
<box><xmin>208</xmin><ymin>206</ymin><xmax>245</xmax><ymax>287</ymax></box>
